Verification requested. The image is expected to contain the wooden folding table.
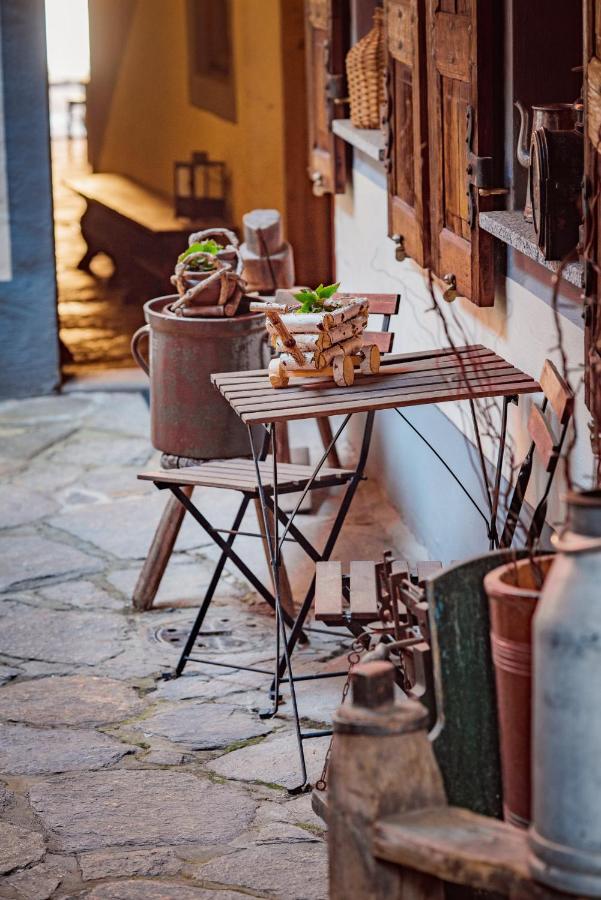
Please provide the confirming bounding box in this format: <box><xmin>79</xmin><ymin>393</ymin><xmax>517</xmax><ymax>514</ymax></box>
<box><xmin>211</xmin><ymin>343</ymin><xmax>541</xmax><ymax>789</ymax></box>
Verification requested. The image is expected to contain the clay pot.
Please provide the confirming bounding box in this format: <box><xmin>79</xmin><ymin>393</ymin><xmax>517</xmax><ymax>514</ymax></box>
<box><xmin>484</xmin><ymin>555</ymin><xmax>554</xmax><ymax>828</ymax></box>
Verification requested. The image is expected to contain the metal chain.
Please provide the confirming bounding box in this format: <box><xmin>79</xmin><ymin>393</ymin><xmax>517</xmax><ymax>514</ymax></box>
<box><xmin>315</xmin><ymin>638</ymin><xmax>366</xmax><ymax>791</ymax></box>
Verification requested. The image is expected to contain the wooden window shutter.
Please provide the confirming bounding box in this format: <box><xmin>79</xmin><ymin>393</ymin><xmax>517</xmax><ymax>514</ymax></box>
<box><xmin>383</xmin><ymin>0</ymin><xmax>430</xmax><ymax>267</ymax></box>
<box><xmin>304</xmin><ymin>0</ymin><xmax>350</xmax><ymax>195</ymax></box>
<box><xmin>585</xmin><ymin>0</ymin><xmax>601</xmax><ymax>462</ymax></box>
<box><xmin>426</xmin><ymin>0</ymin><xmax>503</xmax><ymax>306</ymax></box>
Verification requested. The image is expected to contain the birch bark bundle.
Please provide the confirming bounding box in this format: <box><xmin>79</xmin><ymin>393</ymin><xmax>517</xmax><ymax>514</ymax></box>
<box><xmin>240</xmin><ymin>209</ymin><xmax>295</xmax><ymax>293</ymax></box>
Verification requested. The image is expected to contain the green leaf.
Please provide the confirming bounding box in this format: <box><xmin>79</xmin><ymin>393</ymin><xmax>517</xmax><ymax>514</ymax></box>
<box><xmin>178</xmin><ymin>239</ymin><xmax>222</xmax><ymax>263</ymax></box>
<box><xmin>316</xmin><ymin>281</ymin><xmax>340</xmax><ymax>300</ymax></box>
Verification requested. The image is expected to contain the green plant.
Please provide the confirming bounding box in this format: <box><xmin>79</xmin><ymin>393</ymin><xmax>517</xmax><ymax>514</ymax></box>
<box><xmin>178</xmin><ymin>239</ymin><xmax>223</xmax><ymax>271</ymax></box>
<box><xmin>293</xmin><ymin>282</ymin><xmax>340</xmax><ymax>314</ymax></box>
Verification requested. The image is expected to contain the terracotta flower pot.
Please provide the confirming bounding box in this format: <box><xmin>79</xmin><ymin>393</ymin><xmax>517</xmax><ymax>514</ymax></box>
<box><xmin>484</xmin><ymin>555</ymin><xmax>554</xmax><ymax>829</ymax></box>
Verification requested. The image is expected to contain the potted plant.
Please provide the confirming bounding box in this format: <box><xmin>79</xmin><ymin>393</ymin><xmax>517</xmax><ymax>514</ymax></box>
<box><xmin>170</xmin><ymin>228</ymin><xmax>245</xmax><ymax>315</ymax></box>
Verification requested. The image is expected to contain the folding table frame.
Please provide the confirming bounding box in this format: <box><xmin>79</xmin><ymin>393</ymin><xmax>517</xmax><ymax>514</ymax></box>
<box><xmin>139</xmin><ymin>296</ymin><xmax>399</xmax><ymax>790</ymax></box>
<box><xmin>209</xmin><ymin>342</ymin><xmax>540</xmax><ymax>789</ymax></box>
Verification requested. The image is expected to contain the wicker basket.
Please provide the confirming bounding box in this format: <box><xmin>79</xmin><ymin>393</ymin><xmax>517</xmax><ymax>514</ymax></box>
<box><xmin>346</xmin><ymin>8</ymin><xmax>386</xmax><ymax>129</ymax></box>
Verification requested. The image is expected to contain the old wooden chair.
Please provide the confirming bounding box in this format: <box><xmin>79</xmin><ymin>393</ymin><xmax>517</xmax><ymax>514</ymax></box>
<box><xmin>314</xmin><ymin>358</ymin><xmax>573</xmax><ymax>633</ymax></box>
<box><xmin>137</xmin><ymin>294</ymin><xmax>400</xmax><ymax>683</ymax></box>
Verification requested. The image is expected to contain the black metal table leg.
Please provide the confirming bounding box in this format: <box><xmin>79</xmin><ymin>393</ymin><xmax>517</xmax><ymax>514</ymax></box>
<box><xmin>248</xmin><ymin>422</ymin><xmax>309</xmax><ymax>792</ymax></box>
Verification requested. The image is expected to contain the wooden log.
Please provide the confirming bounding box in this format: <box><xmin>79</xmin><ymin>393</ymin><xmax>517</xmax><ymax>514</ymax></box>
<box><xmin>242</xmin><ymin>208</ymin><xmax>284</xmax><ymax>256</ymax></box>
<box><xmin>318</xmin><ymin>335</ymin><xmax>364</xmax><ymax>368</ymax></box>
<box><xmin>263</xmin><ymin>309</ymin><xmax>306</xmax><ymax>367</ymax></box>
<box><xmin>241</xmin><ymin>241</ymin><xmax>295</xmax><ymax>292</ymax></box>
<box><xmin>269</xmin><ymin>317</ymin><xmax>368</xmax><ymax>350</ymax></box>
<box><xmin>270</xmin><ymin>330</ymin><xmax>333</xmax><ymax>352</ymax></box>
<box><xmin>327</xmin><ymin>662</ymin><xmax>446</xmax><ymax>899</ymax></box>
<box><xmin>280</xmin><ymin>301</ymin><xmax>368</xmax><ymax>333</ymax></box>
<box><xmin>132</xmin><ymin>485</ymin><xmax>194</xmax><ymax>611</ymax></box>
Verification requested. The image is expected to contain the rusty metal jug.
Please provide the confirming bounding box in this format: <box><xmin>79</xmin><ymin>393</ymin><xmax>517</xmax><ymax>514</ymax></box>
<box><xmin>529</xmin><ymin>490</ymin><xmax>601</xmax><ymax>896</ymax></box>
<box><xmin>514</xmin><ymin>101</ymin><xmax>577</xmax><ymax>222</ymax></box>
<box><xmin>131</xmin><ymin>295</ymin><xmax>266</xmax><ymax>459</ymax></box>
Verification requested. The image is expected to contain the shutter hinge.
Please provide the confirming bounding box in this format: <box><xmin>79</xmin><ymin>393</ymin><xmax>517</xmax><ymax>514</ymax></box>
<box><xmin>466</xmin><ymin>105</ymin><xmax>507</xmax><ymax>228</ymax></box>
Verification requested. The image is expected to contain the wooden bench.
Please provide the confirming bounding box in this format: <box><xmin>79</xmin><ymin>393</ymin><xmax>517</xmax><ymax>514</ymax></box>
<box><xmin>66</xmin><ymin>173</ymin><xmax>229</xmax><ymax>299</ymax></box>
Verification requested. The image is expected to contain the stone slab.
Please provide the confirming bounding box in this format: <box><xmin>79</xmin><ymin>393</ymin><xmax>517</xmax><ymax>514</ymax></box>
<box><xmin>78</xmin><ymin>847</ymin><xmax>182</xmax><ymax>881</ymax></box>
<box><xmin>0</xmin><ymin>783</ymin><xmax>15</xmax><ymax>812</ymax></box>
<box><xmin>29</xmin><ymin>770</ymin><xmax>257</xmax><ymax>852</ymax></box>
<box><xmin>0</xmin><ymin>605</ymin><xmax>128</xmax><ymax>665</ymax></box>
<box><xmin>39</xmin><ymin>580</ymin><xmax>126</xmax><ymax>611</ymax></box>
<box><xmin>0</xmin><ymin>535</ymin><xmax>103</xmax><ymax>592</ymax></box>
<box><xmin>0</xmin><ymin>675</ymin><xmax>144</xmax><ymax>726</ymax></box>
<box><xmin>0</xmin><ymin>855</ymin><xmax>76</xmax><ymax>900</ymax></box>
<box><xmin>0</xmin><ymin>665</ymin><xmax>20</xmax><ymax>686</ymax></box>
<box><xmin>0</xmin><ymin>484</ymin><xmax>57</xmax><ymax>529</ymax></box>
<box><xmin>198</xmin><ymin>826</ymin><xmax>327</xmax><ymax>900</ymax></box>
<box><xmin>0</xmin><ymin>394</ymin><xmax>92</xmax><ymax>425</ymax></box>
<box><xmin>80</xmin><ymin>881</ymin><xmax>249</xmax><ymax>900</ymax></box>
<box><xmin>0</xmin><ymin>822</ymin><xmax>45</xmax><ymax>875</ymax></box>
<box><xmin>143</xmin><ymin>702</ymin><xmax>272</xmax><ymax>750</ymax></box>
<box><xmin>0</xmin><ymin>723</ymin><xmax>135</xmax><ymax>775</ymax></box>
<box><xmin>107</xmin><ymin>558</ymin><xmax>243</xmax><ymax>607</ymax></box>
<box><xmin>82</xmin><ymin>392</ymin><xmax>150</xmax><ymax>438</ymax></box>
<box><xmin>206</xmin><ymin>732</ymin><xmax>330</xmax><ymax>790</ymax></box>
<box><xmin>40</xmin><ymin>428</ymin><xmax>153</xmax><ymax>469</ymax></box>
<box><xmin>49</xmin><ymin>493</ymin><xmax>208</xmax><ymax>560</ymax></box>
<box><xmin>0</xmin><ymin>422</ymin><xmax>76</xmax><ymax>461</ymax></box>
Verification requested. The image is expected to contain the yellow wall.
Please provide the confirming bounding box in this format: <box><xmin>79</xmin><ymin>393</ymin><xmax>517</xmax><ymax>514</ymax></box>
<box><xmin>94</xmin><ymin>0</ymin><xmax>286</xmax><ymax>226</ymax></box>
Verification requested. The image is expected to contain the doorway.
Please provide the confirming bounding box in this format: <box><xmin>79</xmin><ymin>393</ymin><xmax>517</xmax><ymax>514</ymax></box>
<box><xmin>46</xmin><ymin>0</ymin><xmax>143</xmax><ymax>382</ymax></box>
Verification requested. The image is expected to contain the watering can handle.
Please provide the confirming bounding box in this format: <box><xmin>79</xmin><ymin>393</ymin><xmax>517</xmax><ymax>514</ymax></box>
<box><xmin>131</xmin><ymin>325</ymin><xmax>150</xmax><ymax>376</ymax></box>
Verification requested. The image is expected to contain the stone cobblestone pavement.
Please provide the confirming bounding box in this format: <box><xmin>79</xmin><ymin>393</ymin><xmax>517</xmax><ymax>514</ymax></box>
<box><xmin>0</xmin><ymin>391</ymin><xmax>424</xmax><ymax>899</ymax></box>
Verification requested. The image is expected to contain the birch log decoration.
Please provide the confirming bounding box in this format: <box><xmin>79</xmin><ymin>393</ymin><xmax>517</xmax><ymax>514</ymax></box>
<box><xmin>253</xmin><ymin>292</ymin><xmax>379</xmax><ymax>388</ymax></box>
<box><xmin>263</xmin><ymin>308</ymin><xmax>306</xmax><ymax>366</ymax></box>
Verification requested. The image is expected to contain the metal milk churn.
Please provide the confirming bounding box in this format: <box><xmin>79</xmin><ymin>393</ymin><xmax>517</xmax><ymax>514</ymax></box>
<box><xmin>529</xmin><ymin>490</ymin><xmax>601</xmax><ymax>896</ymax></box>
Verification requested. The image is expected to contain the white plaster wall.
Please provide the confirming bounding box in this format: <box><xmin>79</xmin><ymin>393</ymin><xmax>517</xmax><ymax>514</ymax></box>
<box><xmin>333</xmin><ymin>151</ymin><xmax>594</xmax><ymax>559</ymax></box>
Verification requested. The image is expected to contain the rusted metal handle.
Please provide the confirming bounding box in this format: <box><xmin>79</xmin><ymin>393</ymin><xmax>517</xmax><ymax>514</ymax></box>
<box><xmin>131</xmin><ymin>324</ymin><xmax>150</xmax><ymax>376</ymax></box>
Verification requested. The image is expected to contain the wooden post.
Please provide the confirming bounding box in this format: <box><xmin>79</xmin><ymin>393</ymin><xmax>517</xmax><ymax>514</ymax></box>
<box><xmin>317</xmin><ymin>418</ymin><xmax>342</xmax><ymax>469</ymax></box>
<box><xmin>327</xmin><ymin>661</ymin><xmax>445</xmax><ymax>899</ymax></box>
<box><xmin>132</xmin><ymin>485</ymin><xmax>194</xmax><ymax>611</ymax></box>
<box><xmin>253</xmin><ymin>498</ymin><xmax>296</xmax><ymax>625</ymax></box>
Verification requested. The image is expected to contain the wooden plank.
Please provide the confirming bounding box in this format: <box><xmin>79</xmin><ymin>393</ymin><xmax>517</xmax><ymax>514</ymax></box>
<box><xmin>232</xmin><ymin>372</ymin><xmax>538</xmax><ymax>419</ymax></box>
<box><xmin>363</xmin><ymin>331</ymin><xmax>394</xmax><ymax>352</ymax></box>
<box><xmin>138</xmin><ymin>470</ymin><xmax>261</xmax><ymax>491</ymax></box>
<box><xmin>349</xmin><ymin>561</ymin><xmax>379</xmax><ymax>619</ymax></box>
<box><xmin>528</xmin><ymin>404</ymin><xmax>557</xmax><ymax>472</ymax></box>
<box><xmin>217</xmin><ymin>353</ymin><xmax>511</xmax><ymax>400</ymax></box>
<box><xmin>336</xmin><ymin>293</ymin><xmax>401</xmax><ymax>315</ymax></box>
<box><xmin>228</xmin><ymin>364</ymin><xmax>529</xmax><ymax>413</ymax></box>
<box><xmin>239</xmin><ymin>377</ymin><xmax>540</xmax><ymax>425</ymax></box>
<box><xmin>315</xmin><ymin>561</ymin><xmax>344</xmax><ymax>623</ymax></box>
<box><xmin>539</xmin><ymin>359</ymin><xmax>574</xmax><ymax>424</ymax></box>
<box><xmin>373</xmin><ymin>807</ymin><xmax>545</xmax><ymax>898</ymax></box>
<box><xmin>210</xmin><ymin>344</ymin><xmax>488</xmax><ymax>386</ymax></box>
<box><xmin>217</xmin><ymin>353</ymin><xmax>505</xmax><ymax>401</ymax></box>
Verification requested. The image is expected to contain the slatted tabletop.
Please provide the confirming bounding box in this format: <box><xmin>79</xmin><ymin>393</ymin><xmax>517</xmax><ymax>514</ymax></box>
<box><xmin>212</xmin><ymin>345</ymin><xmax>541</xmax><ymax>425</ymax></box>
